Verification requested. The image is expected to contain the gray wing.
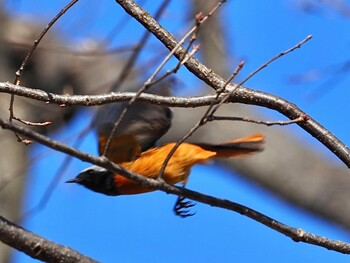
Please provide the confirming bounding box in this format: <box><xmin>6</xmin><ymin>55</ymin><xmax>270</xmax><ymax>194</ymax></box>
<box><xmin>94</xmin><ymin>81</ymin><xmax>173</xmax><ymax>163</ymax></box>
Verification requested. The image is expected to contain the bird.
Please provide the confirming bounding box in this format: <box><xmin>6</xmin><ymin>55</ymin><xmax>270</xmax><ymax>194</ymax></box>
<box><xmin>66</xmin><ymin>82</ymin><xmax>265</xmax><ymax>217</ymax></box>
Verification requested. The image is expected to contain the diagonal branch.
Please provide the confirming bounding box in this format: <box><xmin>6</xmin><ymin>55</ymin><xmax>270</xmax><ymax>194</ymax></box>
<box><xmin>0</xmin><ymin>215</ymin><xmax>98</xmax><ymax>263</ymax></box>
<box><xmin>115</xmin><ymin>0</ymin><xmax>228</xmax><ymax>90</ymax></box>
<box><xmin>1</xmin><ymin>118</ymin><xmax>350</xmax><ymax>254</ymax></box>
<box><xmin>113</xmin><ymin>0</ymin><xmax>350</xmax><ymax>168</ymax></box>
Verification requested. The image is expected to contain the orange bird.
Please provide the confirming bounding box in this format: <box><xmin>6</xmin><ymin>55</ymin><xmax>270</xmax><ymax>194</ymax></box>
<box><xmin>66</xmin><ymin>84</ymin><xmax>264</xmax><ymax>217</ymax></box>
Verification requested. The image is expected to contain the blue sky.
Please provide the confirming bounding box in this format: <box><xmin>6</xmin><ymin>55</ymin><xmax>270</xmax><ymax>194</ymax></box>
<box><xmin>4</xmin><ymin>0</ymin><xmax>350</xmax><ymax>262</ymax></box>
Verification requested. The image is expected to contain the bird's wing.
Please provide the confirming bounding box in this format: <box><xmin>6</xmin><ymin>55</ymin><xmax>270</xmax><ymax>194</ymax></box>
<box><xmin>94</xmin><ymin>82</ymin><xmax>173</xmax><ymax>163</ymax></box>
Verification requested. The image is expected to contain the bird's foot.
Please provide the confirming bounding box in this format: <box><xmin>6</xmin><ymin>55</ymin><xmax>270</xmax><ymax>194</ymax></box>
<box><xmin>174</xmin><ymin>196</ymin><xmax>196</xmax><ymax>218</ymax></box>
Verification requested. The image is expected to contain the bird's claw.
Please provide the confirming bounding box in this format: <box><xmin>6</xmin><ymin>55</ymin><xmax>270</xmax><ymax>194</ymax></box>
<box><xmin>174</xmin><ymin>196</ymin><xmax>196</xmax><ymax>218</ymax></box>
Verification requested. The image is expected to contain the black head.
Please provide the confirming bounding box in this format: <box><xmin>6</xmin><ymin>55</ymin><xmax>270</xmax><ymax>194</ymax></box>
<box><xmin>66</xmin><ymin>165</ymin><xmax>119</xmax><ymax>196</ymax></box>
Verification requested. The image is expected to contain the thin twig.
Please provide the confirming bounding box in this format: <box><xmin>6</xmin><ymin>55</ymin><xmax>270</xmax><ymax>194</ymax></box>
<box><xmin>208</xmin><ymin>35</ymin><xmax>312</xmax><ymax>120</ymax></box>
<box><xmin>13</xmin><ymin>116</ymin><xmax>51</xmax><ymax>127</ymax></box>
<box><xmin>8</xmin><ymin>0</ymin><xmax>79</xmax><ymax>142</ymax></box>
<box><xmin>220</xmin><ymin>60</ymin><xmax>245</xmax><ymax>93</ymax></box>
<box><xmin>208</xmin><ymin>115</ymin><xmax>309</xmax><ymax>126</ymax></box>
<box><xmin>13</xmin><ymin>0</ymin><xmax>79</xmax><ymax>85</ymax></box>
<box><xmin>101</xmin><ymin>3</ymin><xmax>204</xmax><ymax>156</ymax></box>
<box><xmin>110</xmin><ymin>0</ymin><xmax>171</xmax><ymax>91</ymax></box>
<box><xmin>164</xmin><ymin>10</ymin><xmax>205</xmax><ymax>76</ymax></box>
<box><xmin>101</xmin><ymin>0</ymin><xmax>147</xmax><ymax>47</ymax></box>
<box><xmin>112</xmin><ymin>1</ymin><xmax>350</xmax><ymax>167</ymax></box>
<box><xmin>150</xmin><ymin>44</ymin><xmax>200</xmax><ymax>86</ymax></box>
<box><xmin>157</xmin><ymin>60</ymin><xmax>244</xmax><ymax>178</ymax></box>
<box><xmin>57</xmin><ymin>0</ymin><xmax>223</xmax><ymax>157</ymax></box>
<box><xmin>207</xmin><ymin>60</ymin><xmax>245</xmax><ymax>116</ymax></box>
<box><xmin>145</xmin><ymin>0</ymin><xmax>226</xmax><ymax>85</ymax></box>
<box><xmin>101</xmin><ymin>0</ymin><xmax>173</xmax><ymax>156</ymax></box>
<box><xmin>154</xmin><ymin>2</ymin><xmax>228</xmax><ymax>178</ymax></box>
<box><xmin>1</xmin><ymin>117</ymin><xmax>350</xmax><ymax>254</ymax></box>
<box><xmin>239</xmin><ymin>35</ymin><xmax>313</xmax><ymax>87</ymax></box>
<box><xmin>1</xmin><ymin>38</ymin><xmax>150</xmax><ymax>56</ymax></box>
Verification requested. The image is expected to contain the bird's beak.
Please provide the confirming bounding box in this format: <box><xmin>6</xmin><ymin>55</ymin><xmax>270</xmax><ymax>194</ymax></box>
<box><xmin>65</xmin><ymin>178</ymin><xmax>78</xmax><ymax>183</ymax></box>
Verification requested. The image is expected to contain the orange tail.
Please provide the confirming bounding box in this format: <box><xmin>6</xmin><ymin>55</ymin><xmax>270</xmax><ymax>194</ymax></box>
<box><xmin>196</xmin><ymin>133</ymin><xmax>265</xmax><ymax>159</ymax></box>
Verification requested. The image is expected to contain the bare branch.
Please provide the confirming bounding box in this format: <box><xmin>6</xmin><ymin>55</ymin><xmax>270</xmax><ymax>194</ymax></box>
<box><xmin>0</xmin><ymin>118</ymin><xmax>350</xmax><ymax>254</ymax></box>
<box><xmin>208</xmin><ymin>115</ymin><xmax>308</xmax><ymax>126</ymax></box>
<box><xmin>13</xmin><ymin>116</ymin><xmax>52</xmax><ymax>127</ymax></box>
<box><xmin>113</xmin><ymin>0</ymin><xmax>350</xmax><ymax>168</ymax></box>
<box><xmin>8</xmin><ymin>0</ymin><xmax>79</xmax><ymax>144</ymax></box>
<box><xmin>114</xmin><ymin>0</ymin><xmax>239</xmax><ymax>91</ymax></box>
<box><xmin>0</xmin><ymin>215</ymin><xmax>98</xmax><ymax>263</ymax></box>
<box><xmin>239</xmin><ymin>35</ymin><xmax>312</xmax><ymax>86</ymax></box>
<box><xmin>3</xmin><ymin>0</ymin><xmax>349</xmax><ymax>260</ymax></box>
<box><xmin>2</xmin><ymin>79</ymin><xmax>350</xmax><ymax>168</ymax></box>
<box><xmin>110</xmin><ymin>0</ymin><xmax>171</xmax><ymax>91</ymax></box>
<box><xmin>13</xmin><ymin>0</ymin><xmax>79</xmax><ymax>85</ymax></box>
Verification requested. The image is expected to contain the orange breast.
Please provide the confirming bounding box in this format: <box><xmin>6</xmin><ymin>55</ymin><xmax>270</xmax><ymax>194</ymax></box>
<box><xmin>113</xmin><ymin>143</ymin><xmax>216</xmax><ymax>195</ymax></box>
<box><xmin>113</xmin><ymin>175</ymin><xmax>155</xmax><ymax>195</ymax></box>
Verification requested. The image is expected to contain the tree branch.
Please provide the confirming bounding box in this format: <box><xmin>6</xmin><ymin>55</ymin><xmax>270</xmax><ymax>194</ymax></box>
<box><xmin>1</xmin><ymin>81</ymin><xmax>350</xmax><ymax>168</ymax></box>
<box><xmin>0</xmin><ymin>81</ymin><xmax>220</xmax><ymax>107</ymax></box>
<box><xmin>1</xmin><ymin>0</ymin><xmax>350</xmax><ymax>258</ymax></box>
<box><xmin>1</xmin><ymin>118</ymin><xmax>350</xmax><ymax>254</ymax></box>
<box><xmin>114</xmin><ymin>0</ymin><xmax>229</xmax><ymax>90</ymax></box>
<box><xmin>113</xmin><ymin>0</ymin><xmax>350</xmax><ymax>168</ymax></box>
<box><xmin>0</xmin><ymin>215</ymin><xmax>98</xmax><ymax>263</ymax></box>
